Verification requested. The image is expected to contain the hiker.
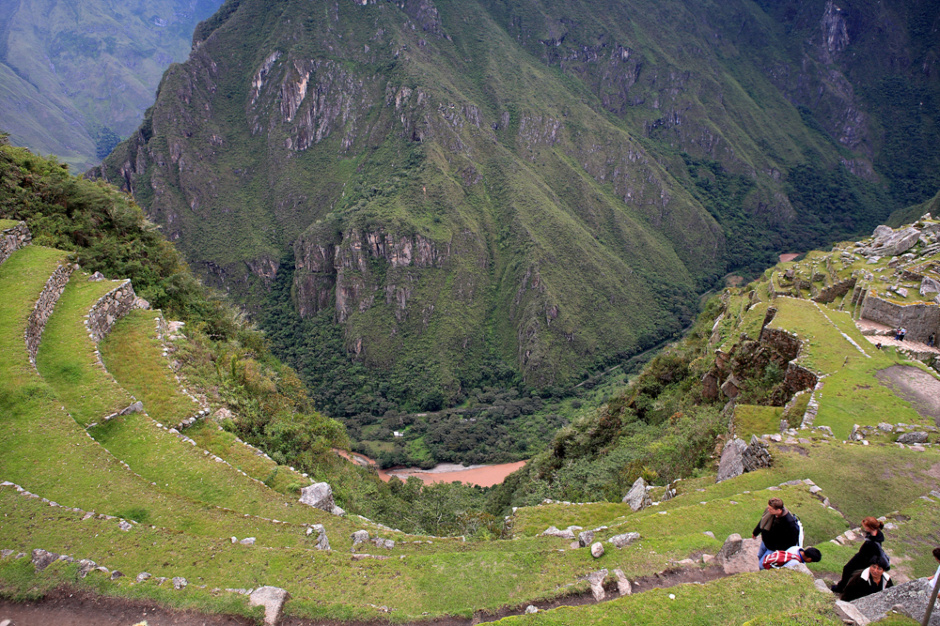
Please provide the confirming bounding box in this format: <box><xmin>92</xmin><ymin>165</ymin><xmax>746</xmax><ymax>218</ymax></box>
<box><xmin>899</xmin><ymin>327</ymin><xmax>907</xmax><ymax>341</ymax></box>
<box><xmin>761</xmin><ymin>546</ymin><xmax>821</xmax><ymax>570</ymax></box>
<box><xmin>752</xmin><ymin>497</ymin><xmax>803</xmax><ymax>567</ymax></box>
<box><xmin>895</xmin><ymin>327</ymin><xmax>902</xmax><ymax>340</ymax></box>
<box><xmin>831</xmin><ymin>517</ymin><xmax>888</xmax><ymax>593</ymax></box>
<box><xmin>840</xmin><ymin>554</ymin><xmax>893</xmax><ymax>602</ymax></box>
<box><xmin>928</xmin><ymin>546</ymin><xmax>940</xmax><ymax>584</ymax></box>
<box><xmin>929</xmin><ymin>334</ymin><xmax>936</xmax><ymax>347</ymax></box>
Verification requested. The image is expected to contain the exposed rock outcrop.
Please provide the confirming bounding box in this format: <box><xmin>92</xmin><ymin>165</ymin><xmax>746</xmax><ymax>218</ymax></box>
<box><xmin>622</xmin><ymin>477</ymin><xmax>651</xmax><ymax>511</ymax></box>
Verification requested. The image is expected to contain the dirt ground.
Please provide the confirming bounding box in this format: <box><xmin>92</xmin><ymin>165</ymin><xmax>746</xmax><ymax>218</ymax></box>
<box><xmin>876</xmin><ymin>365</ymin><xmax>940</xmax><ymax>425</ymax></box>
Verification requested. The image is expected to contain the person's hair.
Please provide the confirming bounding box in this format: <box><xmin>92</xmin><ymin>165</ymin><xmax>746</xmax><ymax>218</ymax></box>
<box><xmin>768</xmin><ymin>497</ymin><xmax>785</xmax><ymax>509</ymax></box>
<box><xmin>803</xmin><ymin>547</ymin><xmax>822</xmax><ymax>563</ymax></box>
<box><xmin>869</xmin><ymin>553</ymin><xmax>890</xmax><ymax>570</ymax></box>
<box><xmin>933</xmin><ymin>547</ymin><xmax>940</xmax><ymax>561</ymax></box>
<box><xmin>861</xmin><ymin>517</ymin><xmax>884</xmax><ymax>532</ymax></box>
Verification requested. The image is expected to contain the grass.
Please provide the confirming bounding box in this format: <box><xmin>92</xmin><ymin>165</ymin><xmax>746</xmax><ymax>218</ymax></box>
<box><xmin>100</xmin><ymin>309</ymin><xmax>309</xmax><ymax>496</ymax></box>
<box><xmin>734</xmin><ymin>405</ymin><xmax>784</xmax><ymax>439</ymax></box>
<box><xmin>0</xmin><ymin>218</ymin><xmax>22</xmax><ymax>229</ymax></box>
<box><xmin>33</xmin><ymin>278</ymin><xmax>332</xmax><ymax>527</ymax></box>
<box><xmin>491</xmin><ymin>569</ymin><xmax>840</xmax><ymax>625</ymax></box>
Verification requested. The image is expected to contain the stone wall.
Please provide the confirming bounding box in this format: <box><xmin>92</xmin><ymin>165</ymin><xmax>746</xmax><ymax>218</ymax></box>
<box><xmin>757</xmin><ymin>327</ymin><xmax>802</xmax><ymax>362</ymax></box>
<box><xmin>813</xmin><ymin>277</ymin><xmax>857</xmax><ymax>305</ymax></box>
<box><xmin>26</xmin><ymin>263</ymin><xmax>76</xmax><ymax>364</ymax></box>
<box><xmin>860</xmin><ymin>293</ymin><xmax>940</xmax><ymax>342</ymax></box>
<box><xmin>1</xmin><ymin>222</ymin><xmax>31</xmax><ymax>265</ymax></box>
<box><xmin>86</xmin><ymin>280</ymin><xmax>139</xmax><ymax>343</ymax></box>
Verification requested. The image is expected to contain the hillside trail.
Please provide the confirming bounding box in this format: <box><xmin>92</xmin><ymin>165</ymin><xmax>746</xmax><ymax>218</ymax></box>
<box><xmin>0</xmin><ymin>564</ymin><xmax>761</xmax><ymax>626</ymax></box>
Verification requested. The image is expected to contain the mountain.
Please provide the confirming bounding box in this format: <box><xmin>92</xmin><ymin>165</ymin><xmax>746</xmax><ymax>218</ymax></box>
<box><xmin>0</xmin><ymin>0</ymin><xmax>224</xmax><ymax>171</ymax></box>
<box><xmin>92</xmin><ymin>0</ymin><xmax>938</xmax><ymax>418</ymax></box>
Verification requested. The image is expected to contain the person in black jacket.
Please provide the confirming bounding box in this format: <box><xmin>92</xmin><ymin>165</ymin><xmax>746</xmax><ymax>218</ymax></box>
<box><xmin>752</xmin><ymin>497</ymin><xmax>803</xmax><ymax>567</ymax></box>
<box><xmin>832</xmin><ymin>516</ymin><xmax>888</xmax><ymax>593</ymax></box>
<box><xmin>841</xmin><ymin>554</ymin><xmax>893</xmax><ymax>602</ymax></box>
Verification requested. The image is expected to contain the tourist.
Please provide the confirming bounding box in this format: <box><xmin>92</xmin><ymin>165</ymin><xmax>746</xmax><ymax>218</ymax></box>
<box><xmin>840</xmin><ymin>554</ymin><xmax>893</xmax><ymax>602</ymax></box>
<box><xmin>928</xmin><ymin>334</ymin><xmax>936</xmax><ymax>347</ymax></box>
<box><xmin>899</xmin><ymin>327</ymin><xmax>907</xmax><ymax>341</ymax></box>
<box><xmin>928</xmin><ymin>546</ymin><xmax>940</xmax><ymax>584</ymax></box>
<box><xmin>831</xmin><ymin>517</ymin><xmax>888</xmax><ymax>593</ymax></box>
<box><xmin>761</xmin><ymin>546</ymin><xmax>822</xmax><ymax>570</ymax></box>
<box><xmin>752</xmin><ymin>497</ymin><xmax>803</xmax><ymax>567</ymax></box>
<box><xmin>895</xmin><ymin>327</ymin><xmax>902</xmax><ymax>340</ymax></box>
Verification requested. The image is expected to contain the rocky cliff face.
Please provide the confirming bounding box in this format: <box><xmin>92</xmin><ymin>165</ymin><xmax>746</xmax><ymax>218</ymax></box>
<box><xmin>92</xmin><ymin>0</ymin><xmax>937</xmax><ymax>399</ymax></box>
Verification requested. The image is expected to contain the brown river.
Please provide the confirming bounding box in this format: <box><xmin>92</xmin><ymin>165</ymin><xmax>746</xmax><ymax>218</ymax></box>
<box><xmin>336</xmin><ymin>450</ymin><xmax>526</xmax><ymax>487</ymax></box>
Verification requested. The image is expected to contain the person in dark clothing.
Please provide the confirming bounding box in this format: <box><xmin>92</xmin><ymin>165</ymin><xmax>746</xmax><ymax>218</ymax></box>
<box><xmin>752</xmin><ymin>497</ymin><xmax>804</xmax><ymax>567</ymax></box>
<box><xmin>840</xmin><ymin>554</ymin><xmax>893</xmax><ymax>602</ymax></box>
<box><xmin>832</xmin><ymin>517</ymin><xmax>888</xmax><ymax>593</ymax></box>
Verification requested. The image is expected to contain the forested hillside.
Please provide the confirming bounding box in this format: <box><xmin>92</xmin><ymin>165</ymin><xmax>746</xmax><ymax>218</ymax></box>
<box><xmin>93</xmin><ymin>0</ymin><xmax>940</xmax><ymax>464</ymax></box>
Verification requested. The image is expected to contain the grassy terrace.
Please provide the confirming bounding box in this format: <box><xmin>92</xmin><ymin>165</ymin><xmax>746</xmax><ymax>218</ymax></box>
<box><xmin>765</xmin><ymin>297</ymin><xmax>930</xmax><ymax>438</ymax></box>
<box><xmin>100</xmin><ymin>309</ymin><xmax>309</xmax><ymax>496</ymax></box>
<box><xmin>34</xmin><ymin>272</ymin><xmax>334</xmax><ymax>529</ymax></box>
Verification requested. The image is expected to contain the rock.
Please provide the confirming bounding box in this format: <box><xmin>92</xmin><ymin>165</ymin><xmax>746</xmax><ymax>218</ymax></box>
<box><xmin>743</xmin><ymin>437</ymin><xmax>772</xmax><ymax>472</ymax></box>
<box><xmin>851</xmin><ymin>578</ymin><xmax>940</xmax><ymax>625</ymax></box>
<box><xmin>814</xmin><ymin>578</ymin><xmax>832</xmax><ymax>594</ymax></box>
<box><xmin>921</xmin><ymin>276</ymin><xmax>940</xmax><ymax>296</ymax></box>
<box><xmin>330</xmin><ymin>505</ymin><xmax>346</xmax><ymax>516</ymax></box>
<box><xmin>896</xmin><ymin>287</ymin><xmax>909</xmax><ymax>298</ymax></box>
<box><xmin>172</xmin><ymin>577</ymin><xmax>188</xmax><ymax>589</ymax></box>
<box><xmin>31</xmin><ymin>549</ymin><xmax>59</xmax><ymax>571</ymax></box>
<box><xmin>614</xmin><ymin>568</ymin><xmax>632</xmax><ymax>595</ymax></box>
<box><xmin>897</xmin><ymin>432</ymin><xmax>929</xmax><ymax>445</ymax></box>
<box><xmin>586</xmin><ymin>569</ymin><xmax>608</xmax><ymax>601</ymax></box>
<box><xmin>110</xmin><ymin>570</ymin><xmax>124</xmax><ymax>580</ymax></box>
<box><xmin>299</xmin><ymin>482</ymin><xmax>337</xmax><ymax>514</ymax></box>
<box><xmin>525</xmin><ymin>605</ymin><xmax>538</xmax><ymax>614</ymax></box>
<box><xmin>591</xmin><ymin>542</ymin><xmax>605</xmax><ymax>558</ymax></box>
<box><xmin>311</xmin><ymin>524</ymin><xmax>330</xmax><ymax>551</ymax></box>
<box><xmin>715</xmin><ymin>534</ymin><xmax>760</xmax><ymax>575</ymax></box>
<box><xmin>118</xmin><ymin>520</ymin><xmax>133</xmax><ymax>532</ymax></box>
<box><xmin>622</xmin><ymin>477</ymin><xmax>651</xmax><ymax>511</ymax></box>
<box><xmin>77</xmin><ymin>559</ymin><xmax>96</xmax><ymax>578</ymax></box>
<box><xmin>703</xmin><ymin>531</ymin><xmax>716</xmax><ymax>539</ymax></box>
<box><xmin>835</xmin><ymin>600</ymin><xmax>871</xmax><ymax>626</ymax></box>
<box><xmin>239</xmin><ymin>537</ymin><xmax>256</xmax><ymax>546</ymax></box>
<box><xmin>249</xmin><ymin>586</ymin><xmax>291</xmax><ymax>626</ymax></box>
<box><xmin>540</xmin><ymin>525</ymin><xmax>581</xmax><ymax>539</ymax></box>
<box><xmin>789</xmin><ymin>562</ymin><xmax>813</xmax><ymax>576</ymax></box>
<box><xmin>578</xmin><ymin>530</ymin><xmax>595</xmax><ymax>548</ymax></box>
<box><xmin>716</xmin><ymin>438</ymin><xmax>746</xmax><ymax>482</ymax></box>
<box><xmin>609</xmin><ymin>532</ymin><xmax>641</xmax><ymax>548</ymax></box>
<box><xmin>351</xmin><ymin>530</ymin><xmax>370</xmax><ymax>545</ymax></box>
<box><xmin>136</xmin><ymin>572</ymin><xmax>152</xmax><ymax>583</ymax></box>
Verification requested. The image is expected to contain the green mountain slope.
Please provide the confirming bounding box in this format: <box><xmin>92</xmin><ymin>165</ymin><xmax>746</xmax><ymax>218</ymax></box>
<box><xmin>92</xmin><ymin>0</ymin><xmax>936</xmax><ymax>422</ymax></box>
<box><xmin>0</xmin><ymin>0</ymin><xmax>224</xmax><ymax>171</ymax></box>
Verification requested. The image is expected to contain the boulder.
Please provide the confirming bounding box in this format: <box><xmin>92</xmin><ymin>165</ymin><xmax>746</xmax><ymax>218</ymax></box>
<box><xmin>136</xmin><ymin>572</ymin><xmax>152</xmax><ymax>583</ymax></box>
<box><xmin>897</xmin><ymin>432</ymin><xmax>929</xmax><ymax>445</ymax></box>
<box><xmin>311</xmin><ymin>524</ymin><xmax>330</xmax><ymax>551</ymax></box>
<box><xmin>540</xmin><ymin>525</ymin><xmax>580</xmax><ymax>539</ymax></box>
<box><xmin>172</xmin><ymin>577</ymin><xmax>188</xmax><ymax>589</ymax></box>
<box><xmin>525</xmin><ymin>605</ymin><xmax>538</xmax><ymax>614</ymax></box>
<box><xmin>249</xmin><ymin>586</ymin><xmax>291</xmax><ymax>626</ymax></box>
<box><xmin>851</xmin><ymin>578</ymin><xmax>940</xmax><ymax>625</ymax></box>
<box><xmin>609</xmin><ymin>532</ymin><xmax>641</xmax><ymax>548</ymax></box>
<box><xmin>622</xmin><ymin>477</ymin><xmax>651</xmax><ymax>511</ymax></box>
<box><xmin>613</xmin><ymin>568</ymin><xmax>632</xmax><ymax>595</ymax></box>
<box><xmin>31</xmin><ymin>549</ymin><xmax>59</xmax><ymax>571</ymax></box>
<box><xmin>299</xmin><ymin>482</ymin><xmax>344</xmax><ymax>516</ymax></box>
<box><xmin>835</xmin><ymin>600</ymin><xmax>871</xmax><ymax>626</ymax></box>
<box><xmin>716</xmin><ymin>438</ymin><xmax>746</xmax><ymax>483</ymax></box>
<box><xmin>715</xmin><ymin>534</ymin><xmax>760</xmax><ymax>575</ymax></box>
<box><xmin>591</xmin><ymin>542</ymin><xmax>605</xmax><ymax>558</ymax></box>
<box><xmin>921</xmin><ymin>276</ymin><xmax>940</xmax><ymax>296</ymax></box>
<box><xmin>586</xmin><ymin>569</ymin><xmax>608</xmax><ymax>601</ymax></box>
<box><xmin>351</xmin><ymin>530</ymin><xmax>370</xmax><ymax>546</ymax></box>
<box><xmin>77</xmin><ymin>559</ymin><xmax>96</xmax><ymax>578</ymax></box>
<box><xmin>578</xmin><ymin>530</ymin><xmax>595</xmax><ymax>548</ymax></box>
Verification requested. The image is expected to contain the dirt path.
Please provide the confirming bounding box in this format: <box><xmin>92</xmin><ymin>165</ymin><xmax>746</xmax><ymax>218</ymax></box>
<box><xmin>876</xmin><ymin>365</ymin><xmax>940</xmax><ymax>425</ymax></box>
